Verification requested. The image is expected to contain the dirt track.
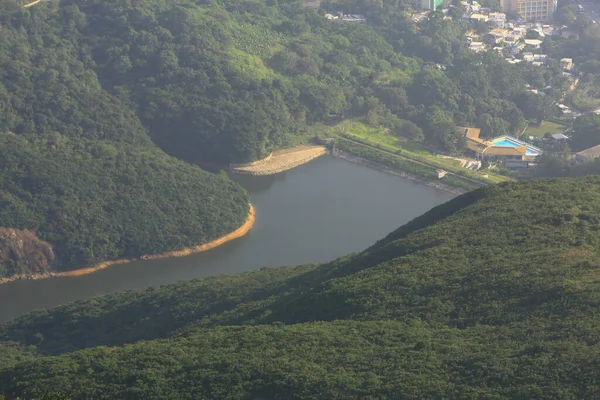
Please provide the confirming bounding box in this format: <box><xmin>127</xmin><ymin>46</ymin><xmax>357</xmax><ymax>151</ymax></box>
<box><xmin>24</xmin><ymin>0</ymin><xmax>42</xmax><ymax>7</ymax></box>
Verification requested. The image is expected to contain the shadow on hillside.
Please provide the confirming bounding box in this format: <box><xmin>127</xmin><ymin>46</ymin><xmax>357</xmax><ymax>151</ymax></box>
<box><xmin>1</xmin><ymin>187</ymin><xmax>484</xmax><ymax>356</ymax></box>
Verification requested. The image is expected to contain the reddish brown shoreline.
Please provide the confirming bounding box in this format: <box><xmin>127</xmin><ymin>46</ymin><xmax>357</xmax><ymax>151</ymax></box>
<box><xmin>0</xmin><ymin>204</ymin><xmax>255</xmax><ymax>284</ymax></box>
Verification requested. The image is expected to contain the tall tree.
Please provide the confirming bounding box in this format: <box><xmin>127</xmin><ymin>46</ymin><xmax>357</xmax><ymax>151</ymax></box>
<box><xmin>571</xmin><ymin>114</ymin><xmax>600</xmax><ymax>151</ymax></box>
<box><xmin>424</xmin><ymin>107</ymin><xmax>466</xmax><ymax>154</ymax></box>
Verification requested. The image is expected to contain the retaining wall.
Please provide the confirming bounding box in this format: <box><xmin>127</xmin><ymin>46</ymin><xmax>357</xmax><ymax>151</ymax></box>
<box><xmin>331</xmin><ymin>148</ymin><xmax>466</xmax><ymax>195</ymax></box>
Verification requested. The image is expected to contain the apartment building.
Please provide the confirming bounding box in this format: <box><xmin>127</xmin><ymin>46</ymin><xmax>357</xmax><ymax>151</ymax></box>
<box><xmin>413</xmin><ymin>0</ymin><xmax>445</xmax><ymax>11</ymax></box>
<box><xmin>499</xmin><ymin>0</ymin><xmax>557</xmax><ymax>22</ymax></box>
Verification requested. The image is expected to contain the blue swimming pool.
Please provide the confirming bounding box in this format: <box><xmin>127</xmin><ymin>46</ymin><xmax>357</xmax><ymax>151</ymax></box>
<box><xmin>492</xmin><ymin>139</ymin><xmax>520</xmax><ymax>147</ymax></box>
<box><xmin>491</xmin><ymin>137</ymin><xmax>541</xmax><ymax>156</ymax></box>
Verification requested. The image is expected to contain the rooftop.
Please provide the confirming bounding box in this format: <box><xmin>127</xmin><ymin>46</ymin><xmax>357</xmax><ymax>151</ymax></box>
<box><xmin>576</xmin><ymin>144</ymin><xmax>600</xmax><ymax>158</ymax></box>
<box><xmin>524</xmin><ymin>39</ymin><xmax>543</xmax><ymax>45</ymax></box>
<box><xmin>470</xmin><ymin>13</ymin><xmax>488</xmax><ymax>20</ymax></box>
<box><xmin>462</xmin><ymin>129</ymin><xmax>543</xmax><ymax>157</ymax></box>
<box><xmin>489</xmin><ymin>28</ymin><xmax>508</xmax><ymax>34</ymax></box>
<box><xmin>459</xmin><ymin>127</ymin><xmax>486</xmax><ymax>143</ymax></box>
<box><xmin>489</xmin><ymin>12</ymin><xmax>506</xmax><ymax>19</ymax></box>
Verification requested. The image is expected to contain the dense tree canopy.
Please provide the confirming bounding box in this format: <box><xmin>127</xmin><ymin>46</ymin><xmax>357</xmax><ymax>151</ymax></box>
<box><xmin>0</xmin><ymin>0</ymin><xmax>579</xmax><ymax>277</ymax></box>
<box><xmin>2</xmin><ymin>178</ymin><xmax>600</xmax><ymax>398</ymax></box>
<box><xmin>0</xmin><ymin>133</ymin><xmax>249</xmax><ymax>277</ymax></box>
<box><xmin>0</xmin><ymin>0</ymin><xmax>566</xmax><ymax>159</ymax></box>
<box><xmin>570</xmin><ymin>113</ymin><xmax>600</xmax><ymax>151</ymax></box>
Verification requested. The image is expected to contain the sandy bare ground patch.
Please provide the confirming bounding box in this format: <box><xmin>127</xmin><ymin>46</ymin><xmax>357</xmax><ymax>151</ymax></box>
<box><xmin>231</xmin><ymin>145</ymin><xmax>328</xmax><ymax>175</ymax></box>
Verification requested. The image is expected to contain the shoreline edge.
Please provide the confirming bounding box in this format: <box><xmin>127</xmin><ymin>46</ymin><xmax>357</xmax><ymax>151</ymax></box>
<box><xmin>0</xmin><ymin>204</ymin><xmax>256</xmax><ymax>284</ymax></box>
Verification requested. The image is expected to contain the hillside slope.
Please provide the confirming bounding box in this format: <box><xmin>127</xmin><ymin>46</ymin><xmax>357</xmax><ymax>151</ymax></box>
<box><xmin>1</xmin><ymin>0</ymin><xmax>553</xmax><ymax>163</ymax></box>
<box><xmin>2</xmin><ymin>177</ymin><xmax>600</xmax><ymax>398</ymax></box>
<box><xmin>0</xmin><ymin>133</ymin><xmax>249</xmax><ymax>278</ymax></box>
<box><xmin>0</xmin><ymin>0</ymin><xmax>570</xmax><ymax>277</ymax></box>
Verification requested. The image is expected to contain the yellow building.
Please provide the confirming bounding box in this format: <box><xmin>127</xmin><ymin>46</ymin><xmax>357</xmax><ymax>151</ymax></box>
<box><xmin>485</xmin><ymin>28</ymin><xmax>509</xmax><ymax>44</ymax></box>
<box><xmin>460</xmin><ymin>127</ymin><xmax>543</xmax><ymax>168</ymax></box>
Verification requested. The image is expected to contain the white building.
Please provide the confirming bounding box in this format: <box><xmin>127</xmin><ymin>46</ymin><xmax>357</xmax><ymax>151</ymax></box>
<box><xmin>560</xmin><ymin>58</ymin><xmax>573</xmax><ymax>71</ymax></box>
<box><xmin>469</xmin><ymin>13</ymin><xmax>489</xmax><ymax>22</ymax></box>
<box><xmin>524</xmin><ymin>39</ymin><xmax>543</xmax><ymax>49</ymax></box>
<box><xmin>469</xmin><ymin>41</ymin><xmax>486</xmax><ymax>52</ymax></box>
<box><xmin>489</xmin><ymin>12</ymin><xmax>507</xmax><ymax>28</ymax></box>
<box><xmin>499</xmin><ymin>0</ymin><xmax>558</xmax><ymax>22</ymax></box>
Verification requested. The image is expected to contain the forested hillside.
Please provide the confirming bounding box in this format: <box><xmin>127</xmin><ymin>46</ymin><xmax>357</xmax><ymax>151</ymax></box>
<box><xmin>0</xmin><ymin>133</ymin><xmax>249</xmax><ymax>277</ymax></box>
<box><xmin>0</xmin><ymin>0</ymin><xmax>565</xmax><ymax>160</ymax></box>
<box><xmin>0</xmin><ymin>0</ymin><xmax>571</xmax><ymax>277</ymax></box>
<box><xmin>2</xmin><ymin>177</ymin><xmax>600</xmax><ymax>398</ymax></box>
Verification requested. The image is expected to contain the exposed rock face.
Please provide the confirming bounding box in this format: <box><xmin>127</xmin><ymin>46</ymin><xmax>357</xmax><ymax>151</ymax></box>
<box><xmin>0</xmin><ymin>228</ymin><xmax>55</xmax><ymax>278</ymax></box>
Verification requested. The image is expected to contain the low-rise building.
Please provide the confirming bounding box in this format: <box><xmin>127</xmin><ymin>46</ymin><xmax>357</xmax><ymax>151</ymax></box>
<box><xmin>504</xmin><ymin>31</ymin><xmax>524</xmax><ymax>47</ymax></box>
<box><xmin>513</xmin><ymin>26</ymin><xmax>527</xmax><ymax>36</ymax></box>
<box><xmin>469</xmin><ymin>41</ymin><xmax>486</xmax><ymax>52</ymax></box>
<box><xmin>465</xmin><ymin>30</ymin><xmax>481</xmax><ymax>42</ymax></box>
<box><xmin>470</xmin><ymin>13</ymin><xmax>489</xmax><ymax>22</ymax></box>
<box><xmin>530</xmin><ymin>27</ymin><xmax>545</xmax><ymax>37</ymax></box>
<box><xmin>412</xmin><ymin>11</ymin><xmax>429</xmax><ymax>22</ymax></box>
<box><xmin>524</xmin><ymin>38</ymin><xmax>543</xmax><ymax>49</ymax></box>
<box><xmin>560</xmin><ymin>58</ymin><xmax>573</xmax><ymax>71</ymax></box>
<box><xmin>576</xmin><ymin>144</ymin><xmax>600</xmax><ymax>162</ymax></box>
<box><xmin>341</xmin><ymin>14</ymin><xmax>367</xmax><ymax>23</ymax></box>
<box><xmin>510</xmin><ymin>42</ymin><xmax>526</xmax><ymax>55</ymax></box>
<box><xmin>461</xmin><ymin>127</ymin><xmax>543</xmax><ymax>168</ymax></box>
<box><xmin>551</xmin><ymin>133</ymin><xmax>569</xmax><ymax>140</ymax></box>
<box><xmin>485</xmin><ymin>28</ymin><xmax>509</xmax><ymax>44</ymax></box>
<box><xmin>489</xmin><ymin>12</ymin><xmax>507</xmax><ymax>27</ymax></box>
<box><xmin>557</xmin><ymin>103</ymin><xmax>574</xmax><ymax>118</ymax></box>
<box><xmin>503</xmin><ymin>36</ymin><xmax>517</xmax><ymax>47</ymax></box>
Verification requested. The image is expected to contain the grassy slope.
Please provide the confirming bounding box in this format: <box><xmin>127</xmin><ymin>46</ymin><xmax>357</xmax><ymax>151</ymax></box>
<box><xmin>2</xmin><ymin>177</ymin><xmax>600</xmax><ymax>398</ymax></box>
<box><xmin>525</xmin><ymin>120</ymin><xmax>568</xmax><ymax>137</ymax></box>
<box><xmin>570</xmin><ymin>77</ymin><xmax>600</xmax><ymax>112</ymax></box>
<box><xmin>327</xmin><ymin>120</ymin><xmax>511</xmax><ymax>185</ymax></box>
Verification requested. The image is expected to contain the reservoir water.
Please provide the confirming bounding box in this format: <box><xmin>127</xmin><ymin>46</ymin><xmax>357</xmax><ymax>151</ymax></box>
<box><xmin>0</xmin><ymin>155</ymin><xmax>454</xmax><ymax>323</ymax></box>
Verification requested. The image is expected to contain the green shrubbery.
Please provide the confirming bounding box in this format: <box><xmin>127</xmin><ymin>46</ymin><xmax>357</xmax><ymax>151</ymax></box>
<box><xmin>3</xmin><ymin>178</ymin><xmax>600</xmax><ymax>398</ymax></box>
<box><xmin>0</xmin><ymin>133</ymin><xmax>249</xmax><ymax>275</ymax></box>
